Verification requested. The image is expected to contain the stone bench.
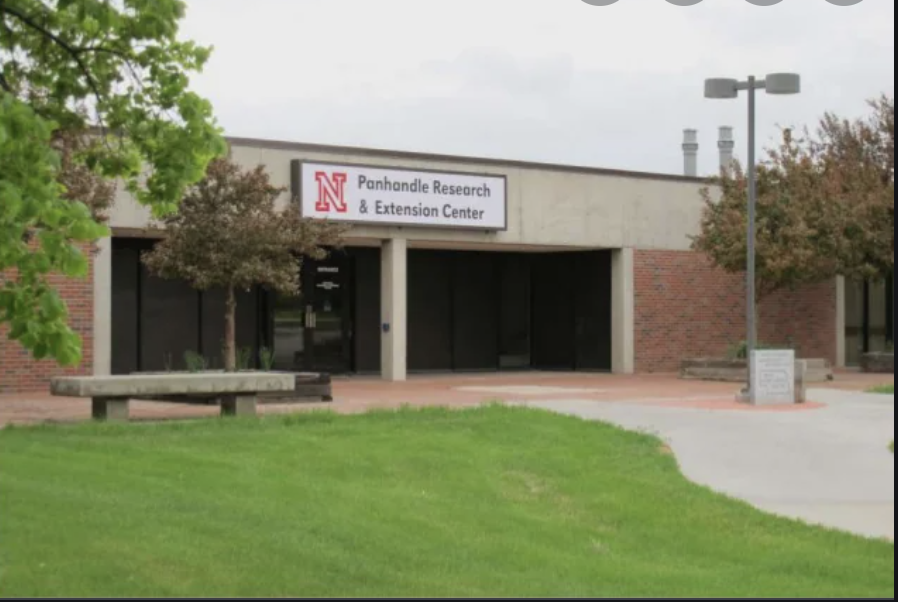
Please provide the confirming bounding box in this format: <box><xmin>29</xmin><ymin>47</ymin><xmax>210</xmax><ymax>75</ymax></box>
<box><xmin>50</xmin><ymin>373</ymin><xmax>296</xmax><ymax>422</ymax></box>
<box><xmin>130</xmin><ymin>371</ymin><xmax>334</xmax><ymax>404</ymax></box>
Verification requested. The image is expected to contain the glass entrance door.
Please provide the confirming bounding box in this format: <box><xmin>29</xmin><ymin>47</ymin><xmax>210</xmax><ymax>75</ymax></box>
<box><xmin>272</xmin><ymin>255</ymin><xmax>352</xmax><ymax>374</ymax></box>
<box><xmin>303</xmin><ymin>258</ymin><xmax>351</xmax><ymax>374</ymax></box>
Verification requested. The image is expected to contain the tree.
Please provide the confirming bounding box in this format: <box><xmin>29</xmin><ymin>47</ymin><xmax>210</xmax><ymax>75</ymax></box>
<box><xmin>814</xmin><ymin>95</ymin><xmax>894</xmax><ymax>281</ymax></box>
<box><xmin>1</xmin><ymin>0</ymin><xmax>225</xmax><ymax>366</ymax></box>
<box><xmin>142</xmin><ymin>157</ymin><xmax>348</xmax><ymax>372</ymax></box>
<box><xmin>691</xmin><ymin>95</ymin><xmax>895</xmax><ymax>303</ymax></box>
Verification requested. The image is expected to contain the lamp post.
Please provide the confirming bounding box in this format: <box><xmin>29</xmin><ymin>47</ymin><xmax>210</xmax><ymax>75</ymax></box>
<box><xmin>704</xmin><ymin>73</ymin><xmax>801</xmax><ymax>401</ymax></box>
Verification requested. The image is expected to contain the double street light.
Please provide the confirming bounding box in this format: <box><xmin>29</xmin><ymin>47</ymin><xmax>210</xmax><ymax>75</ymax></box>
<box><xmin>704</xmin><ymin>73</ymin><xmax>801</xmax><ymax>401</ymax></box>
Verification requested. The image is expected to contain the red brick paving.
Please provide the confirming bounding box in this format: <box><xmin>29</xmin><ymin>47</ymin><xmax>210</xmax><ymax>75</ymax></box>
<box><xmin>0</xmin><ymin>371</ymin><xmax>891</xmax><ymax>428</ymax></box>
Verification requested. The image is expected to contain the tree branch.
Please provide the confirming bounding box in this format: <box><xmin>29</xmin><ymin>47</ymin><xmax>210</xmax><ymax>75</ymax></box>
<box><xmin>76</xmin><ymin>43</ymin><xmax>142</xmax><ymax>88</ymax></box>
<box><xmin>0</xmin><ymin>3</ymin><xmax>107</xmax><ymax>131</ymax></box>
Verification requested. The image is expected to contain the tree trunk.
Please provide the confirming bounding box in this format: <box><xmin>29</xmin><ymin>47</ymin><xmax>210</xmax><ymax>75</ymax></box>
<box><xmin>224</xmin><ymin>285</ymin><xmax>237</xmax><ymax>372</ymax></box>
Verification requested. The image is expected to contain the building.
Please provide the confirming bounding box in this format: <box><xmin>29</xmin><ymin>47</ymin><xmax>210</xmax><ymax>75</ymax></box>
<box><xmin>1</xmin><ymin>130</ymin><xmax>890</xmax><ymax>393</ymax></box>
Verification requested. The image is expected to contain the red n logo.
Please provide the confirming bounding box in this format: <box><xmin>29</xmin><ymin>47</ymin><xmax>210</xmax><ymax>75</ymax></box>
<box><xmin>315</xmin><ymin>171</ymin><xmax>348</xmax><ymax>213</ymax></box>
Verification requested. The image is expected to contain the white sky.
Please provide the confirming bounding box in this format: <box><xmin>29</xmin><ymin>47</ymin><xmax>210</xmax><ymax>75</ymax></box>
<box><xmin>178</xmin><ymin>0</ymin><xmax>894</xmax><ymax>176</ymax></box>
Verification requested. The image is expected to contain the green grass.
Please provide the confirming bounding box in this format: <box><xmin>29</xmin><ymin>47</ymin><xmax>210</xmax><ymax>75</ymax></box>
<box><xmin>0</xmin><ymin>406</ymin><xmax>893</xmax><ymax>598</ymax></box>
<box><xmin>868</xmin><ymin>384</ymin><xmax>895</xmax><ymax>394</ymax></box>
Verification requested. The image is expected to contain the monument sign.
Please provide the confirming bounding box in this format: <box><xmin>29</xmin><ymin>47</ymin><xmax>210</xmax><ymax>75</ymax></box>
<box><xmin>750</xmin><ymin>349</ymin><xmax>796</xmax><ymax>405</ymax></box>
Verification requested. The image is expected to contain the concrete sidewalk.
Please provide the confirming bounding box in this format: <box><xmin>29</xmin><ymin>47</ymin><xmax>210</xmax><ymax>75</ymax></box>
<box><xmin>521</xmin><ymin>387</ymin><xmax>895</xmax><ymax>540</ymax></box>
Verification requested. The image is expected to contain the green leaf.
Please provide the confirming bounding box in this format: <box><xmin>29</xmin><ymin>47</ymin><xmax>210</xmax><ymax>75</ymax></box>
<box><xmin>33</xmin><ymin>342</ymin><xmax>49</xmax><ymax>361</ymax></box>
<box><xmin>1</xmin><ymin>0</ymin><xmax>224</xmax><ymax>367</ymax></box>
<box><xmin>39</xmin><ymin>291</ymin><xmax>66</xmax><ymax>321</ymax></box>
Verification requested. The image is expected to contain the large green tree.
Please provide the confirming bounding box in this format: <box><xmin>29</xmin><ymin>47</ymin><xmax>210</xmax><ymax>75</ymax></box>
<box><xmin>692</xmin><ymin>95</ymin><xmax>894</xmax><ymax>302</ymax></box>
<box><xmin>1</xmin><ymin>0</ymin><xmax>225</xmax><ymax>366</ymax></box>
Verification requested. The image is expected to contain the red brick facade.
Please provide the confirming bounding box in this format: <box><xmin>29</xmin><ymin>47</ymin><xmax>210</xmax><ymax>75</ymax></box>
<box><xmin>634</xmin><ymin>249</ymin><xmax>838</xmax><ymax>373</ymax></box>
<box><xmin>0</xmin><ymin>245</ymin><xmax>95</xmax><ymax>394</ymax></box>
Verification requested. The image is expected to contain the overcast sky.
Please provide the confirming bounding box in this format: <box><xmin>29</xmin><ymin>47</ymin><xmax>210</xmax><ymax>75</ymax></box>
<box><xmin>179</xmin><ymin>0</ymin><xmax>894</xmax><ymax>176</ymax></box>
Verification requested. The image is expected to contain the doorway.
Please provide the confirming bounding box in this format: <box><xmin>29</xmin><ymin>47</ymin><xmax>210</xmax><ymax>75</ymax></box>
<box><xmin>272</xmin><ymin>254</ymin><xmax>352</xmax><ymax>374</ymax></box>
<box><xmin>845</xmin><ymin>274</ymin><xmax>894</xmax><ymax>367</ymax></box>
<box><xmin>530</xmin><ymin>251</ymin><xmax>612</xmax><ymax>372</ymax></box>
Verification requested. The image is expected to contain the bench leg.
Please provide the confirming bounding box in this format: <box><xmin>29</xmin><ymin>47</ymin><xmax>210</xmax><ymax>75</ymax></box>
<box><xmin>221</xmin><ymin>395</ymin><xmax>257</xmax><ymax>417</ymax></box>
<box><xmin>92</xmin><ymin>397</ymin><xmax>129</xmax><ymax>422</ymax></box>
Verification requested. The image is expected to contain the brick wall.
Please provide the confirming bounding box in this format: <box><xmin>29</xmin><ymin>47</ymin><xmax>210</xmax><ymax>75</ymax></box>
<box><xmin>0</xmin><ymin>245</ymin><xmax>94</xmax><ymax>394</ymax></box>
<box><xmin>634</xmin><ymin>249</ymin><xmax>837</xmax><ymax>373</ymax></box>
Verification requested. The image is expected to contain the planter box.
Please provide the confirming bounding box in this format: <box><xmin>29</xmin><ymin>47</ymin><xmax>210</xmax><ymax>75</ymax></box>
<box><xmin>860</xmin><ymin>352</ymin><xmax>894</xmax><ymax>374</ymax></box>
<box><xmin>680</xmin><ymin>358</ymin><xmax>833</xmax><ymax>383</ymax></box>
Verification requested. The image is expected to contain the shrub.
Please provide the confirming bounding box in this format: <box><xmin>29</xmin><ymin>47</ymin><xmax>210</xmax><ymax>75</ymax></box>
<box><xmin>184</xmin><ymin>351</ymin><xmax>208</xmax><ymax>373</ymax></box>
<box><xmin>236</xmin><ymin>347</ymin><xmax>253</xmax><ymax>371</ymax></box>
<box><xmin>259</xmin><ymin>347</ymin><xmax>276</xmax><ymax>371</ymax></box>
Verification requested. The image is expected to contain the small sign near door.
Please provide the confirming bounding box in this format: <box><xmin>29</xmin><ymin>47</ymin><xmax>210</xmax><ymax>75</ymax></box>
<box><xmin>317</xmin><ymin>281</ymin><xmax>340</xmax><ymax>291</ymax></box>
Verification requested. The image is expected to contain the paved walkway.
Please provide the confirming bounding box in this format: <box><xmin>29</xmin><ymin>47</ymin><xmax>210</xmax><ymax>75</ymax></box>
<box><xmin>520</xmin><ymin>387</ymin><xmax>895</xmax><ymax>541</ymax></box>
<box><xmin>0</xmin><ymin>371</ymin><xmax>882</xmax><ymax>426</ymax></box>
<box><xmin>1</xmin><ymin>371</ymin><xmax>893</xmax><ymax>540</ymax></box>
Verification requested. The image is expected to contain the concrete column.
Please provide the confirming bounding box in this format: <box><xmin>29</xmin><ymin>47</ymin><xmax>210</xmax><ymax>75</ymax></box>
<box><xmin>611</xmin><ymin>248</ymin><xmax>635</xmax><ymax>374</ymax></box>
<box><xmin>92</xmin><ymin>236</ymin><xmax>113</xmax><ymax>376</ymax></box>
<box><xmin>380</xmin><ymin>239</ymin><xmax>407</xmax><ymax>381</ymax></box>
<box><xmin>682</xmin><ymin>129</ymin><xmax>699</xmax><ymax>177</ymax></box>
<box><xmin>718</xmin><ymin>126</ymin><xmax>735</xmax><ymax>173</ymax></box>
<box><xmin>836</xmin><ymin>276</ymin><xmax>847</xmax><ymax>368</ymax></box>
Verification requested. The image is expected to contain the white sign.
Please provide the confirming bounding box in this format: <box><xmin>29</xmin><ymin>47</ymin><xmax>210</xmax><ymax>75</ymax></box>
<box><xmin>751</xmin><ymin>349</ymin><xmax>795</xmax><ymax>406</ymax></box>
<box><xmin>300</xmin><ymin>162</ymin><xmax>507</xmax><ymax>230</ymax></box>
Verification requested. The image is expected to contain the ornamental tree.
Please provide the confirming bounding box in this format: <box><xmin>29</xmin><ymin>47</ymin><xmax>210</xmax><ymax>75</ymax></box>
<box><xmin>142</xmin><ymin>157</ymin><xmax>347</xmax><ymax>372</ymax></box>
<box><xmin>814</xmin><ymin>95</ymin><xmax>894</xmax><ymax>281</ymax></box>
<box><xmin>691</xmin><ymin>95</ymin><xmax>895</xmax><ymax>302</ymax></box>
<box><xmin>1</xmin><ymin>0</ymin><xmax>225</xmax><ymax>366</ymax></box>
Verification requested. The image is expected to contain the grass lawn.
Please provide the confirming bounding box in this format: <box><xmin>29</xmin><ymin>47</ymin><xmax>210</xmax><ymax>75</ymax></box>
<box><xmin>868</xmin><ymin>384</ymin><xmax>895</xmax><ymax>394</ymax></box>
<box><xmin>0</xmin><ymin>406</ymin><xmax>893</xmax><ymax>598</ymax></box>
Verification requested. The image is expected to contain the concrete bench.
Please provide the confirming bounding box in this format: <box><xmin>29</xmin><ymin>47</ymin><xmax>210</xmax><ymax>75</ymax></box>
<box><xmin>50</xmin><ymin>373</ymin><xmax>296</xmax><ymax>422</ymax></box>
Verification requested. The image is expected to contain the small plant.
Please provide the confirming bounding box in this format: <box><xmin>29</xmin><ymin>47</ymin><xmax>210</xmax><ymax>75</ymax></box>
<box><xmin>236</xmin><ymin>347</ymin><xmax>253</xmax><ymax>372</ymax></box>
<box><xmin>184</xmin><ymin>350</ymin><xmax>208</xmax><ymax>373</ymax></box>
<box><xmin>259</xmin><ymin>346</ymin><xmax>275</xmax><ymax>371</ymax></box>
<box><xmin>163</xmin><ymin>353</ymin><xmax>173</xmax><ymax>373</ymax></box>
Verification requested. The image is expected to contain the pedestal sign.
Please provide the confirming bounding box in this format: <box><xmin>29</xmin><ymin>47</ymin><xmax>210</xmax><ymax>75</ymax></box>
<box><xmin>750</xmin><ymin>349</ymin><xmax>796</xmax><ymax>406</ymax></box>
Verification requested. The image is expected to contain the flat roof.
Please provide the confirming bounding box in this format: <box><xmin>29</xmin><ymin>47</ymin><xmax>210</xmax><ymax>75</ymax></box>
<box><xmin>226</xmin><ymin>135</ymin><xmax>707</xmax><ymax>185</ymax></box>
